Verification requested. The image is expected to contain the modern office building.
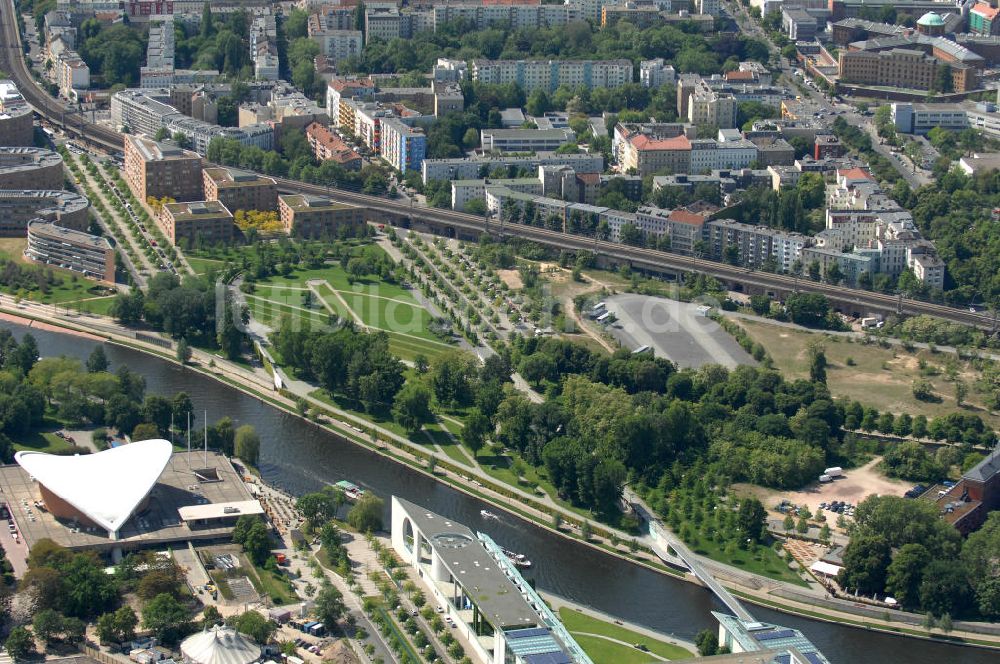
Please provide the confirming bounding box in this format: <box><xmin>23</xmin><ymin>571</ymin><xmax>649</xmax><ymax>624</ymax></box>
<box><xmin>0</xmin><ymin>148</ymin><xmax>64</xmax><ymax>191</ymax></box>
<box><xmin>714</xmin><ymin>612</ymin><xmax>830</xmax><ymax>663</ymax></box>
<box><xmin>480</xmin><ymin>127</ymin><xmax>576</xmax><ymax>152</ymax></box>
<box><xmin>123</xmin><ymin>134</ymin><xmax>204</xmax><ymax>203</ymax></box>
<box><xmin>202</xmin><ymin>167</ymin><xmax>278</xmax><ymax>213</ymax></box>
<box><xmin>25</xmin><ymin>220</ymin><xmax>114</xmax><ymax>282</ymax></box>
<box><xmin>471</xmin><ymin>59</ymin><xmax>633</xmax><ymax>92</ymax></box>
<box><xmin>278</xmin><ymin>194</ymin><xmax>366</xmax><ymax>238</ymax></box>
<box><xmin>0</xmin><ymin>190</ymin><xmax>90</xmax><ymax>236</ymax></box>
<box><xmin>158</xmin><ymin>200</ymin><xmax>235</xmax><ymax>246</ymax></box>
<box><xmin>391</xmin><ymin>497</ymin><xmax>592</xmax><ymax>664</ymax></box>
<box><xmin>381</xmin><ymin>118</ymin><xmax>427</xmax><ymax>173</ymax></box>
<box><xmin>0</xmin><ymin>81</ymin><xmax>34</xmax><ymax>147</ymax></box>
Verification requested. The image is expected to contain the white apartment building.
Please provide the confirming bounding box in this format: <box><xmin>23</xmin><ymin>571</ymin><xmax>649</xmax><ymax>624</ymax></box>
<box><xmin>312</xmin><ymin>30</ymin><xmax>363</xmax><ymax>62</ymax></box>
<box><xmin>480</xmin><ymin>127</ymin><xmax>576</xmax><ymax>152</ymax></box>
<box><xmin>472</xmin><ymin>59</ymin><xmax>633</xmax><ymax>93</ymax></box>
<box><xmin>640</xmin><ymin>59</ymin><xmax>676</xmax><ymax>88</ymax></box>
<box><xmin>451</xmin><ymin>178</ymin><xmax>542</xmax><ymax>211</ymax></box>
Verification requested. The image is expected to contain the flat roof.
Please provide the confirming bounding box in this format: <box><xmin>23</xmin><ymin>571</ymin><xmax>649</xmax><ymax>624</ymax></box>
<box><xmin>279</xmin><ymin>194</ymin><xmax>357</xmax><ymax>211</ymax></box>
<box><xmin>0</xmin><ymin>147</ymin><xmax>62</xmax><ymax>173</ymax></box>
<box><xmin>164</xmin><ymin>200</ymin><xmax>232</xmax><ymax>219</ymax></box>
<box><xmin>395</xmin><ymin>497</ymin><xmax>540</xmax><ymax>628</ymax></box>
<box><xmin>178</xmin><ymin>500</ymin><xmax>264</xmax><ymax>522</ymax></box>
<box><xmin>203</xmin><ymin>167</ymin><xmax>275</xmax><ymax>187</ymax></box>
<box><xmin>27</xmin><ymin>221</ymin><xmax>111</xmax><ymax>250</ymax></box>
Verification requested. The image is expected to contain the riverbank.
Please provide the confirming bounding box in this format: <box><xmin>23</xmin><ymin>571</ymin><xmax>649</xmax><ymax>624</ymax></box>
<box><xmin>3</xmin><ymin>300</ymin><xmax>1000</xmax><ymax>653</ymax></box>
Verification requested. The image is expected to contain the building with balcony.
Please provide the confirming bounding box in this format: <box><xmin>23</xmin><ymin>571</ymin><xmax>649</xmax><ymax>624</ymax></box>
<box><xmin>277</xmin><ymin>194</ymin><xmax>366</xmax><ymax>238</ymax></box>
<box><xmin>381</xmin><ymin>118</ymin><xmax>427</xmax><ymax>173</ymax></box>
<box><xmin>202</xmin><ymin>167</ymin><xmax>278</xmax><ymax>213</ymax></box>
<box><xmin>480</xmin><ymin>127</ymin><xmax>576</xmax><ymax>152</ymax></box>
<box><xmin>25</xmin><ymin>221</ymin><xmax>114</xmax><ymax>282</ymax></box>
<box><xmin>471</xmin><ymin>59</ymin><xmax>633</xmax><ymax>93</ymax></box>
<box><xmin>123</xmin><ymin>134</ymin><xmax>204</xmax><ymax>203</ymax></box>
<box><xmin>305</xmin><ymin>122</ymin><xmax>363</xmax><ymax>170</ymax></box>
<box><xmin>158</xmin><ymin>200</ymin><xmax>234</xmax><ymax>246</ymax></box>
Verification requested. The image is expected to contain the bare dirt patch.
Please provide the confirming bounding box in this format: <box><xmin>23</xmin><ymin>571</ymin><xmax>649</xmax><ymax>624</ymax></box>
<box><xmin>498</xmin><ymin>269</ymin><xmax>523</xmax><ymax>290</ymax></box>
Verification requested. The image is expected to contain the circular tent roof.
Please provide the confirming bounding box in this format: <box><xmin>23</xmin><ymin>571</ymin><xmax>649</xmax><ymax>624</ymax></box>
<box><xmin>181</xmin><ymin>626</ymin><xmax>261</xmax><ymax>664</ymax></box>
<box><xmin>917</xmin><ymin>12</ymin><xmax>945</xmax><ymax>27</ymax></box>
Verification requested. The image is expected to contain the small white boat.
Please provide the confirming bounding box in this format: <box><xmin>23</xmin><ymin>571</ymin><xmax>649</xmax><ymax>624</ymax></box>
<box><xmin>480</xmin><ymin>509</ymin><xmax>499</xmax><ymax>520</ymax></box>
<box><xmin>503</xmin><ymin>548</ymin><xmax>532</xmax><ymax>568</ymax></box>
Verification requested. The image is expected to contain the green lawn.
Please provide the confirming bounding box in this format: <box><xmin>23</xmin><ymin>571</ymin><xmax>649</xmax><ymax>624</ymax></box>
<box><xmin>0</xmin><ymin>237</ymin><xmax>28</xmax><ymax>263</ymax></box>
<box><xmin>244</xmin><ymin>558</ymin><xmax>297</xmax><ymax>605</ymax></box>
<box><xmin>558</xmin><ymin>608</ymin><xmax>693</xmax><ymax>661</ymax></box>
<box><xmin>688</xmin><ymin>534</ymin><xmax>808</xmax><ymax>587</ymax></box>
<box><xmin>187</xmin><ymin>256</ymin><xmax>227</xmax><ymax>276</ymax></box>
<box><xmin>13</xmin><ymin>430</ymin><xmax>77</xmax><ymax>454</ymax></box>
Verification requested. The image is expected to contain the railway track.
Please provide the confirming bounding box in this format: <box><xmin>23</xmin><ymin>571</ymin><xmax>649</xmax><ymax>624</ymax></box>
<box><xmin>2</xmin><ymin>0</ymin><xmax>995</xmax><ymax>330</ymax></box>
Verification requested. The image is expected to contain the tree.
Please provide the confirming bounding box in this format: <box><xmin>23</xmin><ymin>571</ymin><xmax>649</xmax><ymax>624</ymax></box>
<box><xmin>314</xmin><ymin>582</ymin><xmax>346</xmax><ymax>628</ymax></box>
<box><xmin>176</xmin><ymin>339</ymin><xmax>192</xmax><ymax>364</ymax></box>
<box><xmin>234</xmin><ymin>424</ymin><xmax>260</xmax><ymax>466</ymax></box>
<box><xmin>783</xmin><ymin>514</ymin><xmax>795</xmax><ymax>531</ymax></box>
<box><xmin>97</xmin><ymin>606</ymin><xmax>138</xmax><ymax>644</ymax></box>
<box><xmin>217</xmin><ymin>295</ymin><xmax>244</xmax><ymax>360</ymax></box>
<box><xmin>885</xmin><ymin>543</ymin><xmax>930</xmax><ymax>609</ymax></box>
<box><xmin>234</xmin><ymin>611</ymin><xmax>276</xmax><ymax>643</ymax></box>
<box><xmin>234</xmin><ymin>517</ymin><xmax>271</xmax><ymax>565</ymax></box>
<box><xmin>142</xmin><ymin>593</ymin><xmax>190</xmax><ymax>644</ymax></box>
<box><xmin>3</xmin><ymin>627</ymin><xmax>34</xmax><ymax>661</ymax></box>
<box><xmin>837</xmin><ymin>534</ymin><xmax>891</xmax><ymax>595</ymax></box>
<box><xmin>695</xmin><ymin>629</ymin><xmax>718</xmax><ymax>656</ymax></box>
<box><xmin>392</xmin><ymin>382</ymin><xmax>433</xmax><ymax>435</ymax></box>
<box><xmin>807</xmin><ymin>341</ymin><xmax>827</xmax><ymax>383</ymax></box>
<box><xmin>62</xmin><ymin>617</ymin><xmax>86</xmax><ymax>645</ymax></box>
<box><xmin>87</xmin><ymin>346</ymin><xmax>109</xmax><ymax>373</ymax></box>
<box><xmin>784</xmin><ymin>293</ymin><xmax>829</xmax><ymax>327</ymax></box>
<box><xmin>132</xmin><ymin>422</ymin><xmax>160</xmax><ymax>442</ymax></box>
<box><xmin>32</xmin><ymin>609</ymin><xmax>64</xmax><ymax>646</ymax></box>
<box><xmin>461</xmin><ymin>409</ymin><xmax>491</xmax><ymax>457</ymax></box>
<box><xmin>737</xmin><ymin>497</ymin><xmax>767</xmax><ymax>543</ymax></box>
<box><xmin>796</xmin><ymin>516</ymin><xmax>809</xmax><ymax>534</ymax></box>
<box><xmin>347</xmin><ymin>493</ymin><xmax>384</xmax><ymax>532</ymax></box>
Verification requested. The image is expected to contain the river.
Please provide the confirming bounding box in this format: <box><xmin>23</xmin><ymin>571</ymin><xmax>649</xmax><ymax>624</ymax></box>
<box><xmin>3</xmin><ymin>320</ymin><xmax>995</xmax><ymax>664</ymax></box>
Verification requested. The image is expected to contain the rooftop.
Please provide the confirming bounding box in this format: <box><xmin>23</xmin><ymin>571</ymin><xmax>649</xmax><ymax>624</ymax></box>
<box><xmin>163</xmin><ymin>200</ymin><xmax>232</xmax><ymax>219</ymax></box>
<box><xmin>279</xmin><ymin>194</ymin><xmax>356</xmax><ymax>211</ymax></box>
<box><xmin>394</xmin><ymin>497</ymin><xmax>541</xmax><ymax>629</ymax></box>
<box><xmin>629</xmin><ymin>134</ymin><xmax>692</xmax><ymax>151</ymax></box>
<box><xmin>0</xmin><ymin>147</ymin><xmax>63</xmax><ymax>173</ymax></box>
<box><xmin>964</xmin><ymin>446</ymin><xmax>1000</xmax><ymax>483</ymax></box>
<box><xmin>714</xmin><ymin>612</ymin><xmax>830</xmax><ymax>663</ymax></box>
<box><xmin>918</xmin><ymin>11</ymin><xmax>946</xmax><ymax>26</ymax></box>
<box><xmin>27</xmin><ymin>220</ymin><xmax>110</xmax><ymax>250</ymax></box>
<box><xmin>971</xmin><ymin>3</ymin><xmax>999</xmax><ymax>21</ymax></box>
<box><xmin>127</xmin><ymin>134</ymin><xmax>201</xmax><ymax>162</ymax></box>
<box><xmin>203</xmin><ymin>166</ymin><xmax>275</xmax><ymax>187</ymax></box>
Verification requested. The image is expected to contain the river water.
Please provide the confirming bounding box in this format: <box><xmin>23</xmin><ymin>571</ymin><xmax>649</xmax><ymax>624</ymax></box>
<box><xmin>3</xmin><ymin>320</ymin><xmax>994</xmax><ymax>664</ymax></box>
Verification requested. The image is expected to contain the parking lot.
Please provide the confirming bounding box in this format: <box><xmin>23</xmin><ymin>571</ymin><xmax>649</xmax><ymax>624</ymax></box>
<box><xmin>602</xmin><ymin>294</ymin><xmax>755</xmax><ymax>368</ymax></box>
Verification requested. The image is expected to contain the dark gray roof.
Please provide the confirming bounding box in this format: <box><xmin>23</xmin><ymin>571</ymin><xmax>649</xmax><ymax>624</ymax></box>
<box><xmin>964</xmin><ymin>447</ymin><xmax>1000</xmax><ymax>483</ymax></box>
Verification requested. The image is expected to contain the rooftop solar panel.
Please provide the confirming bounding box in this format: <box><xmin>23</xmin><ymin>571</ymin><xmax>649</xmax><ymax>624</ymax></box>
<box><xmin>773</xmin><ymin>655</ymin><xmax>791</xmax><ymax>664</ymax></box>
<box><xmin>756</xmin><ymin>629</ymin><xmax>798</xmax><ymax>641</ymax></box>
<box><xmin>508</xmin><ymin>628</ymin><xmax>551</xmax><ymax>640</ymax></box>
<box><xmin>804</xmin><ymin>653</ymin><xmax>826</xmax><ymax>664</ymax></box>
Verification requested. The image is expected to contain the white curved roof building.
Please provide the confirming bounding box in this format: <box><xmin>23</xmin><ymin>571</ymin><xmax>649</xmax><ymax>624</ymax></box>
<box><xmin>181</xmin><ymin>625</ymin><xmax>261</xmax><ymax>664</ymax></box>
<box><xmin>14</xmin><ymin>439</ymin><xmax>173</xmax><ymax>540</ymax></box>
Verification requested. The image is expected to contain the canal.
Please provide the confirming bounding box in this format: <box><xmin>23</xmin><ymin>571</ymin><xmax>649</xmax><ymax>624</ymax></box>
<box><xmin>3</xmin><ymin>320</ymin><xmax>994</xmax><ymax>664</ymax></box>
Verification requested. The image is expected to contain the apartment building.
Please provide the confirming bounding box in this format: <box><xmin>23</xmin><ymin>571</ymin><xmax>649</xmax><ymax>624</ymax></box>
<box><xmin>640</xmin><ymin>59</ymin><xmax>676</xmax><ymax>88</ymax></box>
<box><xmin>471</xmin><ymin>59</ymin><xmax>633</xmax><ymax>92</ymax></box>
<box><xmin>25</xmin><ymin>221</ymin><xmax>114</xmax><ymax>282</ymax></box>
<box><xmin>421</xmin><ymin>151</ymin><xmax>603</xmax><ymax>183</ymax></box>
<box><xmin>451</xmin><ymin>178</ymin><xmax>542</xmax><ymax>211</ymax></box>
<box><xmin>0</xmin><ymin>148</ymin><xmax>64</xmax><ymax>191</ymax></box>
<box><xmin>782</xmin><ymin>8</ymin><xmax>816</xmax><ymax>41</ymax></box>
<box><xmin>381</xmin><ymin>118</ymin><xmax>427</xmax><ymax>173</ymax></box>
<box><xmin>326</xmin><ymin>77</ymin><xmax>377</xmax><ymax>123</ymax></box>
<box><xmin>203</xmin><ymin>167</ymin><xmax>278</xmax><ymax>214</ymax></box>
<box><xmin>0</xmin><ymin>190</ymin><xmax>90</xmax><ymax>236</ymax></box>
<box><xmin>633</xmin><ymin>206</ymin><xmax>707</xmax><ymax>253</ymax></box>
<box><xmin>54</xmin><ymin>47</ymin><xmax>90</xmax><ymax>99</ymax></box>
<box><xmin>141</xmin><ymin>17</ymin><xmax>175</xmax><ymax>88</ymax></box>
<box><xmin>480</xmin><ymin>127</ymin><xmax>576</xmax><ymax>152</ymax></box>
<box><xmin>123</xmin><ymin>134</ymin><xmax>204</xmax><ymax>202</ymax></box>
<box><xmin>158</xmin><ymin>200</ymin><xmax>234</xmax><ymax>246</ymax></box>
<box><xmin>0</xmin><ymin>81</ymin><xmax>34</xmax><ymax>147</ymax></box>
<box><xmin>619</xmin><ymin>134</ymin><xmax>692</xmax><ymax>176</ymax></box>
<box><xmin>311</xmin><ymin>29</ymin><xmax>363</xmax><ymax>62</ymax></box>
<box><xmin>278</xmin><ymin>194</ymin><xmax>366</xmax><ymax>238</ymax></box>
<box><xmin>970</xmin><ymin>2</ymin><xmax>1000</xmax><ymax>36</ymax></box>
<box><xmin>432</xmin><ymin>3</ymin><xmax>581</xmax><ymax>31</ymax></box>
<box><xmin>677</xmin><ymin>76</ymin><xmax>738</xmax><ymax>128</ymax></box>
<box><xmin>305</xmin><ymin>122</ymin><xmax>363</xmax><ymax>170</ymax></box>
<box><xmin>601</xmin><ymin>4</ymin><xmax>661</xmax><ymax>28</ymax></box>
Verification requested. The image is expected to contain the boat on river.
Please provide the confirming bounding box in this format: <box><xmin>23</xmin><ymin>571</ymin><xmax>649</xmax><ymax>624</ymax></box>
<box><xmin>503</xmin><ymin>548</ymin><xmax>532</xmax><ymax>568</ymax></box>
<box><xmin>480</xmin><ymin>509</ymin><xmax>499</xmax><ymax>520</ymax></box>
<box><xmin>334</xmin><ymin>480</ymin><xmax>365</xmax><ymax>501</ymax></box>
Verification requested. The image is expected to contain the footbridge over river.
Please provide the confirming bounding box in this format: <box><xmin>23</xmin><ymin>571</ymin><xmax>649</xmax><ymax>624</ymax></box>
<box><xmin>624</xmin><ymin>488</ymin><xmax>755</xmax><ymax>622</ymax></box>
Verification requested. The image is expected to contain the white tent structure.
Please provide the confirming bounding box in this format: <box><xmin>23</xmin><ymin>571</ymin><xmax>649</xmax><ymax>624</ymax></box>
<box><xmin>15</xmin><ymin>438</ymin><xmax>172</xmax><ymax>539</ymax></box>
<box><xmin>181</xmin><ymin>625</ymin><xmax>261</xmax><ymax>664</ymax></box>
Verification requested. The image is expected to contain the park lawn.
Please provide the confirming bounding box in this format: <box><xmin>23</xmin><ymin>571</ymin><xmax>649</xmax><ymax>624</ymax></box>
<box><xmin>0</xmin><ymin>237</ymin><xmax>28</xmax><ymax>263</ymax></box>
<box><xmin>423</xmin><ymin>421</ymin><xmax>473</xmax><ymax>467</ymax></box>
<box><xmin>186</xmin><ymin>256</ymin><xmax>227</xmax><ymax>276</ymax></box>
<box><xmin>688</xmin><ymin>534</ymin><xmax>808</xmax><ymax>587</ymax></box>
<box><xmin>58</xmin><ymin>295</ymin><xmax>118</xmax><ymax>316</ymax></box>
<box><xmin>13</xmin><ymin>430</ymin><xmax>77</xmax><ymax>454</ymax></box>
<box><xmin>736</xmin><ymin>318</ymin><xmax>1000</xmax><ymax>428</ymax></box>
<box><xmin>244</xmin><ymin>557</ymin><xmax>297</xmax><ymax>605</ymax></box>
<box><xmin>558</xmin><ymin>608</ymin><xmax>694</xmax><ymax>661</ymax></box>
<box><xmin>245</xmin><ymin>296</ymin><xmax>333</xmax><ymax>330</ymax></box>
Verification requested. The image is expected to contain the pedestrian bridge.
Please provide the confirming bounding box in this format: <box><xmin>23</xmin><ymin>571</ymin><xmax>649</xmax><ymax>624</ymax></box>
<box><xmin>624</xmin><ymin>488</ymin><xmax>755</xmax><ymax>622</ymax></box>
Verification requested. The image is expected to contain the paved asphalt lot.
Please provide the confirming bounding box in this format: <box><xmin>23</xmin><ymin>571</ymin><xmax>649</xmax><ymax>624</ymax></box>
<box><xmin>603</xmin><ymin>293</ymin><xmax>755</xmax><ymax>369</ymax></box>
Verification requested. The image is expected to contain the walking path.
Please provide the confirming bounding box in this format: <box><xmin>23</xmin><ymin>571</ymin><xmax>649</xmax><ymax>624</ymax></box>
<box><xmin>5</xmin><ymin>294</ymin><xmax>1000</xmax><ymax>648</ymax></box>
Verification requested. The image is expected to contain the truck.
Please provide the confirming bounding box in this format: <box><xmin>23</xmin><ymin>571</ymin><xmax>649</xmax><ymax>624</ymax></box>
<box><xmin>824</xmin><ymin>466</ymin><xmax>844</xmax><ymax>478</ymax></box>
